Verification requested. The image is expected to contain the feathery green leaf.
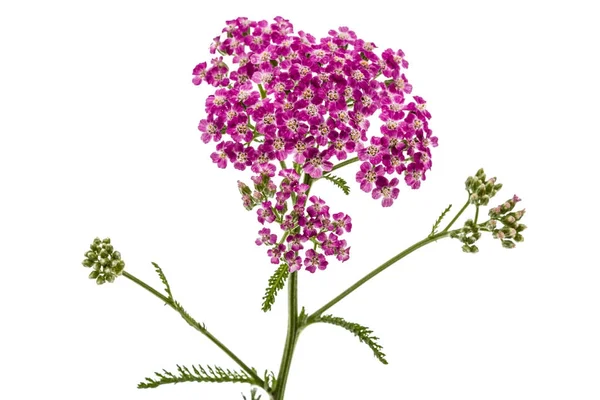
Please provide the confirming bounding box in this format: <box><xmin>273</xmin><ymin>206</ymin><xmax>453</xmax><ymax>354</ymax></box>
<box><xmin>151</xmin><ymin>262</ymin><xmax>173</xmax><ymax>300</ymax></box>
<box><xmin>261</xmin><ymin>263</ymin><xmax>289</xmax><ymax>312</ymax></box>
<box><xmin>317</xmin><ymin>314</ymin><xmax>388</xmax><ymax>364</ymax></box>
<box><xmin>429</xmin><ymin>204</ymin><xmax>452</xmax><ymax>237</ymax></box>
<box><xmin>138</xmin><ymin>364</ymin><xmax>254</xmax><ymax>389</ymax></box>
<box><xmin>173</xmin><ymin>300</ymin><xmax>206</xmax><ymax>332</ymax></box>
<box><xmin>242</xmin><ymin>388</ymin><xmax>262</xmax><ymax>400</ymax></box>
<box><xmin>322</xmin><ymin>173</ymin><xmax>350</xmax><ymax>195</ymax></box>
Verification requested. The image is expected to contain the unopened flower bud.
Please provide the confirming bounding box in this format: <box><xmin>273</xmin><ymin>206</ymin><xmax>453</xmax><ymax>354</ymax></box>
<box><xmin>237</xmin><ymin>180</ymin><xmax>251</xmax><ymax>195</ymax></box>
<box><xmin>489</xmin><ymin>206</ymin><xmax>502</xmax><ymax>217</ymax></box>
<box><xmin>501</xmin><ymin>240</ymin><xmax>516</xmax><ymax>249</ymax></box>
<box><xmin>82</xmin><ymin>259</ymin><xmax>94</xmax><ymax>268</ymax></box>
<box><xmin>476</xmin><ymin>184</ymin><xmax>486</xmax><ymax>197</ymax></box>
<box><xmin>465</xmin><ymin>176</ymin><xmax>474</xmax><ymax>190</ymax></box>
<box><xmin>462</xmin><ymin>244</ymin><xmax>479</xmax><ymax>253</ymax></box>
<box><xmin>469</xmin><ymin>193</ymin><xmax>478</xmax><ymax>203</ymax></box>
<box><xmin>81</xmin><ymin>237</ymin><xmax>125</xmax><ymax>284</ymax></box>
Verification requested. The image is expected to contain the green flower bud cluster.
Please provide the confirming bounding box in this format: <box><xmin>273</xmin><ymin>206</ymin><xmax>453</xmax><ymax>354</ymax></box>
<box><xmin>81</xmin><ymin>237</ymin><xmax>125</xmax><ymax>284</ymax></box>
<box><xmin>465</xmin><ymin>168</ymin><xmax>503</xmax><ymax>206</ymax></box>
<box><xmin>487</xmin><ymin>196</ymin><xmax>527</xmax><ymax>249</ymax></box>
<box><xmin>238</xmin><ymin>180</ymin><xmax>257</xmax><ymax>211</ymax></box>
<box><xmin>238</xmin><ymin>173</ymin><xmax>277</xmax><ymax>211</ymax></box>
<box><xmin>450</xmin><ymin>219</ymin><xmax>482</xmax><ymax>253</ymax></box>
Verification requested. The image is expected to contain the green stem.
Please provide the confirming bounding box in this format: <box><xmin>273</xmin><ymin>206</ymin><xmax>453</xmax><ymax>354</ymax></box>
<box><xmin>273</xmin><ymin>272</ymin><xmax>299</xmax><ymax>400</ymax></box>
<box><xmin>306</xmin><ymin>229</ymin><xmax>458</xmax><ymax>323</ymax></box>
<box><xmin>330</xmin><ymin>156</ymin><xmax>359</xmax><ymax>173</ymax></box>
<box><xmin>121</xmin><ymin>271</ymin><xmax>266</xmax><ymax>390</ymax></box>
<box><xmin>441</xmin><ymin>198</ymin><xmax>470</xmax><ymax>233</ymax></box>
<box><xmin>258</xmin><ymin>84</ymin><xmax>267</xmax><ymax>99</ymax></box>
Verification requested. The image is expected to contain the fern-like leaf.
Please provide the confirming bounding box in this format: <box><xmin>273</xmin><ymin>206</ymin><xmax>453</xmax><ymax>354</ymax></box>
<box><xmin>138</xmin><ymin>364</ymin><xmax>254</xmax><ymax>389</ymax></box>
<box><xmin>174</xmin><ymin>300</ymin><xmax>206</xmax><ymax>332</ymax></box>
<box><xmin>317</xmin><ymin>314</ymin><xmax>388</xmax><ymax>364</ymax></box>
<box><xmin>242</xmin><ymin>388</ymin><xmax>263</xmax><ymax>400</ymax></box>
<box><xmin>322</xmin><ymin>174</ymin><xmax>350</xmax><ymax>195</ymax></box>
<box><xmin>429</xmin><ymin>204</ymin><xmax>452</xmax><ymax>237</ymax></box>
<box><xmin>151</xmin><ymin>262</ymin><xmax>173</xmax><ymax>300</ymax></box>
<box><xmin>261</xmin><ymin>263</ymin><xmax>289</xmax><ymax>312</ymax></box>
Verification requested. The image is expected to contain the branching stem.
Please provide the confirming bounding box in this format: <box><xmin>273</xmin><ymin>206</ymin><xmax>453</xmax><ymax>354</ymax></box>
<box><xmin>306</xmin><ymin>228</ymin><xmax>458</xmax><ymax>323</ymax></box>
<box><xmin>121</xmin><ymin>271</ymin><xmax>266</xmax><ymax>390</ymax></box>
<box><xmin>330</xmin><ymin>156</ymin><xmax>359</xmax><ymax>173</ymax></box>
<box><xmin>442</xmin><ymin>198</ymin><xmax>470</xmax><ymax>233</ymax></box>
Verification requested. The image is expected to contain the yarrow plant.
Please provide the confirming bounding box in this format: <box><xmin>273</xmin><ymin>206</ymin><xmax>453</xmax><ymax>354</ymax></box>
<box><xmin>80</xmin><ymin>17</ymin><xmax>527</xmax><ymax>400</ymax></box>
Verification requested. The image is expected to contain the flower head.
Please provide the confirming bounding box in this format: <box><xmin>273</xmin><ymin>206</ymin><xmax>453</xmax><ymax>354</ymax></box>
<box><xmin>81</xmin><ymin>238</ymin><xmax>125</xmax><ymax>285</ymax></box>
<box><xmin>192</xmin><ymin>17</ymin><xmax>437</xmax><ymax>271</ymax></box>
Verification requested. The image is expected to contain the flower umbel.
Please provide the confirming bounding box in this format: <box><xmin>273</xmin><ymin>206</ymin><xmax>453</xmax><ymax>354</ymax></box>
<box><xmin>192</xmin><ymin>16</ymin><xmax>437</xmax><ymax>271</ymax></box>
<box><xmin>487</xmin><ymin>195</ymin><xmax>527</xmax><ymax>249</ymax></box>
<box><xmin>81</xmin><ymin>237</ymin><xmax>125</xmax><ymax>284</ymax></box>
<box><xmin>451</xmin><ymin>169</ymin><xmax>526</xmax><ymax>252</ymax></box>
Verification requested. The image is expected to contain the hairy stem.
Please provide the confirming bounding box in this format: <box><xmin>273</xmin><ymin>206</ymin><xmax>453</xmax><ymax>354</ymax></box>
<box><xmin>121</xmin><ymin>271</ymin><xmax>266</xmax><ymax>389</ymax></box>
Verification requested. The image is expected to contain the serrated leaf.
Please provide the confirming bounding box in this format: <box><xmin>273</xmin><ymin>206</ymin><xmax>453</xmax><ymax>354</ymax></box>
<box><xmin>174</xmin><ymin>300</ymin><xmax>206</xmax><ymax>332</ymax></box>
<box><xmin>152</xmin><ymin>262</ymin><xmax>173</xmax><ymax>300</ymax></box>
<box><xmin>429</xmin><ymin>204</ymin><xmax>452</xmax><ymax>237</ymax></box>
<box><xmin>242</xmin><ymin>388</ymin><xmax>263</xmax><ymax>400</ymax></box>
<box><xmin>322</xmin><ymin>174</ymin><xmax>350</xmax><ymax>195</ymax></box>
<box><xmin>317</xmin><ymin>314</ymin><xmax>388</xmax><ymax>364</ymax></box>
<box><xmin>261</xmin><ymin>264</ymin><xmax>289</xmax><ymax>312</ymax></box>
<box><xmin>138</xmin><ymin>364</ymin><xmax>254</xmax><ymax>389</ymax></box>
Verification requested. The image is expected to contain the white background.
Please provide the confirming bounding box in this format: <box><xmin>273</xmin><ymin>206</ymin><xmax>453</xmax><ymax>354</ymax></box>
<box><xmin>1</xmin><ymin>1</ymin><xmax>598</xmax><ymax>399</ymax></box>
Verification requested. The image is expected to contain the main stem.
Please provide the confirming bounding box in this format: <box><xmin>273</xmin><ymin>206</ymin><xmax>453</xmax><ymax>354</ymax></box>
<box><xmin>273</xmin><ymin>272</ymin><xmax>299</xmax><ymax>400</ymax></box>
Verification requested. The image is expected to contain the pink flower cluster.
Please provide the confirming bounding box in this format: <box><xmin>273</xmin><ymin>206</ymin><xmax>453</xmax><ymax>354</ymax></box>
<box><xmin>249</xmin><ymin>168</ymin><xmax>352</xmax><ymax>273</ymax></box>
<box><xmin>193</xmin><ymin>17</ymin><xmax>436</xmax><ymax>271</ymax></box>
